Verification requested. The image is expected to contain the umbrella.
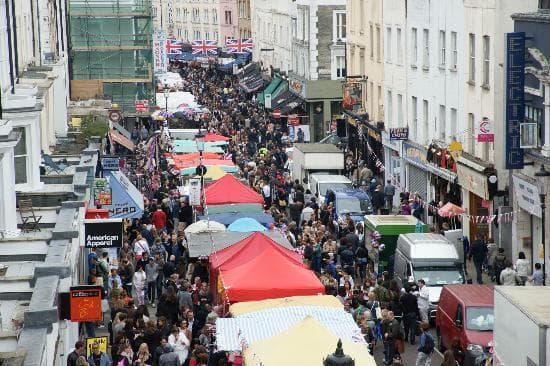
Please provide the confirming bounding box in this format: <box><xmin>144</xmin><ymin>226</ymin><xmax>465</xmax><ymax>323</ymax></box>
<box><xmin>438</xmin><ymin>202</ymin><xmax>465</xmax><ymax>217</ymax></box>
<box><xmin>184</xmin><ymin>220</ymin><xmax>226</xmax><ymax>234</ymax></box>
<box><xmin>227</xmin><ymin>217</ymin><xmax>267</xmax><ymax>232</ymax></box>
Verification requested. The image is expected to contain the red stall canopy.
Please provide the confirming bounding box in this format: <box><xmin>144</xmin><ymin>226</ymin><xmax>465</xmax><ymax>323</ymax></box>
<box><xmin>438</xmin><ymin>202</ymin><xmax>465</xmax><ymax>217</ymax></box>
<box><xmin>219</xmin><ymin>246</ymin><xmax>325</xmax><ymax>303</ymax></box>
<box><xmin>202</xmin><ymin>133</ymin><xmax>231</xmax><ymax>142</ymax></box>
<box><xmin>204</xmin><ymin>174</ymin><xmax>264</xmax><ymax>205</ymax></box>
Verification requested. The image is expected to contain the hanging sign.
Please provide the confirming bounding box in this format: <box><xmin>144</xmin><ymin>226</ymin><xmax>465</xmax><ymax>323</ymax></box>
<box><xmin>69</xmin><ymin>286</ymin><xmax>102</xmax><ymax>322</ymax></box>
<box><xmin>135</xmin><ymin>100</ymin><xmax>149</xmax><ymax>113</ymax></box>
<box><xmin>189</xmin><ymin>178</ymin><xmax>202</xmax><ymax>206</ymax></box>
<box><xmin>85</xmin><ymin>337</ymin><xmax>108</xmax><ymax>358</ymax></box>
<box><xmin>505</xmin><ymin>32</ymin><xmax>525</xmax><ymax>169</ymax></box>
<box><xmin>264</xmin><ymin>94</ymin><xmax>272</xmax><ymax>109</ymax></box>
<box><xmin>389</xmin><ymin>127</ymin><xmax>409</xmax><ymax>141</ymax></box>
<box><xmin>84</xmin><ymin>219</ymin><xmax>123</xmax><ymax>248</ymax></box>
<box><xmin>101</xmin><ymin>157</ymin><xmax>120</xmax><ymax>171</ymax></box>
<box><xmin>93</xmin><ymin>178</ymin><xmax>112</xmax><ymax>206</ymax></box>
<box><xmin>477</xmin><ymin>117</ymin><xmax>495</xmax><ymax>142</ymax></box>
<box><xmin>153</xmin><ymin>31</ymin><xmax>168</xmax><ymax>74</ymax></box>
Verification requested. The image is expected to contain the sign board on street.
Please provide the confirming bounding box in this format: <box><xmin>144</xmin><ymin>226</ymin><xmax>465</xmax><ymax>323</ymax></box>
<box><xmin>477</xmin><ymin>117</ymin><xmax>495</xmax><ymax>142</ymax></box>
<box><xmin>84</xmin><ymin>219</ymin><xmax>123</xmax><ymax>248</ymax></box>
<box><xmin>86</xmin><ymin>337</ymin><xmax>108</xmax><ymax>358</ymax></box>
<box><xmin>189</xmin><ymin>178</ymin><xmax>201</xmax><ymax>206</ymax></box>
<box><xmin>108</xmin><ymin>110</ymin><xmax>122</xmax><ymax>123</ymax></box>
<box><xmin>69</xmin><ymin>286</ymin><xmax>102</xmax><ymax>322</ymax></box>
<box><xmin>265</xmin><ymin>93</ymin><xmax>272</xmax><ymax>109</ymax></box>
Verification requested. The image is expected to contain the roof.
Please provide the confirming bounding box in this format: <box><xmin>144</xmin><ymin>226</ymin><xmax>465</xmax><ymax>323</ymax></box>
<box><xmin>217</xmin><ymin>306</ymin><xmax>364</xmax><ymax>351</ymax></box>
<box><xmin>197</xmin><ymin>212</ymin><xmax>274</xmax><ymax>226</ymax></box>
<box><xmin>399</xmin><ymin>233</ymin><xmax>459</xmax><ymax>260</ymax></box>
<box><xmin>293</xmin><ymin>143</ymin><xmax>343</xmax><ymax>154</ymax></box>
<box><xmin>229</xmin><ymin>295</ymin><xmax>342</xmax><ymax>316</ymax></box>
<box><xmin>332</xmin><ymin>188</ymin><xmax>370</xmax><ymax>199</ymax></box>
<box><xmin>512</xmin><ymin>10</ymin><xmax>550</xmax><ymax>22</ymax></box>
<box><xmin>495</xmin><ymin>286</ymin><xmax>550</xmax><ymax>327</ymax></box>
<box><xmin>443</xmin><ymin>285</ymin><xmax>493</xmax><ymax>307</ymax></box>
<box><xmin>310</xmin><ymin>174</ymin><xmax>351</xmax><ymax>183</ymax></box>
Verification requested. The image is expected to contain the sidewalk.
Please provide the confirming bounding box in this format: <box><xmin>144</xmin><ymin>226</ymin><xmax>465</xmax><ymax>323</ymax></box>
<box><xmin>465</xmin><ymin>258</ymin><xmax>494</xmax><ymax>287</ymax></box>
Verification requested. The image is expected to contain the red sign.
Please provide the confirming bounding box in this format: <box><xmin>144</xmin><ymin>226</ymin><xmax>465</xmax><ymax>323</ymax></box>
<box><xmin>135</xmin><ymin>100</ymin><xmax>149</xmax><ymax>113</ymax></box>
<box><xmin>273</xmin><ymin>109</ymin><xmax>281</xmax><ymax>119</ymax></box>
<box><xmin>70</xmin><ymin>287</ymin><xmax>102</xmax><ymax>322</ymax></box>
<box><xmin>288</xmin><ymin>115</ymin><xmax>300</xmax><ymax>126</ymax></box>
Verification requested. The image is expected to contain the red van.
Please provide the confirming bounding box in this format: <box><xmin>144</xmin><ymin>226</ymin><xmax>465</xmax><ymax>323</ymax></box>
<box><xmin>436</xmin><ymin>285</ymin><xmax>493</xmax><ymax>366</ymax></box>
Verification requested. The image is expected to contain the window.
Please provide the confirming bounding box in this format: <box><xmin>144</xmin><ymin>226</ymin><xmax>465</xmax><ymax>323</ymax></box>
<box><xmin>212</xmin><ymin>9</ymin><xmax>218</xmax><ymax>24</ymax></box>
<box><xmin>467</xmin><ymin>113</ymin><xmax>475</xmax><ymax>153</ymax></box>
<box><xmin>451</xmin><ymin>31</ymin><xmax>457</xmax><ymax>69</ymax></box>
<box><xmin>360</xmin><ymin>47</ymin><xmax>365</xmax><ymax>75</ymax></box>
<box><xmin>369</xmin><ymin>23</ymin><xmax>374</xmax><ymax>59</ymax></box>
<box><xmin>184</xmin><ymin>29</ymin><xmax>189</xmax><ymax>41</ymax></box>
<box><xmin>411</xmin><ymin>96</ymin><xmax>418</xmax><ymax>141</ymax></box>
<box><xmin>225</xmin><ymin>11</ymin><xmax>232</xmax><ymax>24</ymax></box>
<box><xmin>520</xmin><ymin>122</ymin><xmax>538</xmax><ymax>148</ymax></box>
<box><xmin>483</xmin><ymin>36</ymin><xmax>490</xmax><ymax>87</ymax></box>
<box><xmin>396</xmin><ymin>27</ymin><xmax>403</xmax><ymax>64</ymax></box>
<box><xmin>360</xmin><ymin>0</ymin><xmax>365</xmax><ymax>32</ymax></box>
<box><xmin>14</xmin><ymin>127</ymin><xmax>27</xmax><ymax>185</ymax></box>
<box><xmin>334</xmin><ymin>11</ymin><xmax>346</xmax><ymax>41</ymax></box>
<box><xmin>369</xmin><ymin>82</ymin><xmax>374</xmax><ymax>118</ymax></box>
<box><xmin>423</xmin><ymin>100</ymin><xmax>429</xmax><ymax>142</ymax></box>
<box><xmin>183</xmin><ymin>8</ymin><xmax>188</xmax><ymax>22</ymax></box>
<box><xmin>376</xmin><ymin>25</ymin><xmax>381</xmax><ymax>62</ymax></box>
<box><xmin>214</xmin><ymin>31</ymin><xmax>218</xmax><ymax>41</ymax></box>
<box><xmin>451</xmin><ymin>108</ymin><xmax>457</xmax><ymax>139</ymax></box>
<box><xmin>336</xmin><ymin>55</ymin><xmax>346</xmax><ymax>78</ymax></box>
<box><xmin>387</xmin><ymin>90</ymin><xmax>393</xmax><ymax>126</ymax></box>
<box><xmin>397</xmin><ymin>94</ymin><xmax>403</xmax><ymax>126</ymax></box>
<box><xmin>386</xmin><ymin>26</ymin><xmax>392</xmax><ymax>62</ymax></box>
<box><xmin>193</xmin><ymin>8</ymin><xmax>199</xmax><ymax>22</ymax></box>
<box><xmin>193</xmin><ymin>30</ymin><xmax>200</xmax><ymax>39</ymax></box>
<box><xmin>439</xmin><ymin>105</ymin><xmax>446</xmax><ymax>140</ymax></box>
<box><xmin>469</xmin><ymin>33</ymin><xmax>475</xmax><ymax>83</ymax></box>
<box><xmin>177</xmin><ymin>28</ymin><xmax>182</xmax><ymax>38</ymax></box>
<box><xmin>203</xmin><ymin>9</ymin><xmax>209</xmax><ymax>22</ymax></box>
<box><xmin>205</xmin><ymin>31</ymin><xmax>209</xmax><ymax>40</ymax></box>
<box><xmin>411</xmin><ymin>27</ymin><xmax>418</xmax><ymax>65</ymax></box>
<box><xmin>439</xmin><ymin>30</ymin><xmax>446</xmax><ymax>67</ymax></box>
<box><xmin>423</xmin><ymin>29</ymin><xmax>429</xmax><ymax>68</ymax></box>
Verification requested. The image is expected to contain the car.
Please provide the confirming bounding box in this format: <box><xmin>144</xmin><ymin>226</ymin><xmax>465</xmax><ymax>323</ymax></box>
<box><xmin>436</xmin><ymin>284</ymin><xmax>494</xmax><ymax>366</ymax></box>
<box><xmin>324</xmin><ymin>188</ymin><xmax>372</xmax><ymax>224</ymax></box>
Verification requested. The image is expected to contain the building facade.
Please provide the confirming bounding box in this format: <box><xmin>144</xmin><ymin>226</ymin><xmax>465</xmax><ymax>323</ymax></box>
<box><xmin>238</xmin><ymin>0</ymin><xmax>252</xmax><ymax>38</ymax></box>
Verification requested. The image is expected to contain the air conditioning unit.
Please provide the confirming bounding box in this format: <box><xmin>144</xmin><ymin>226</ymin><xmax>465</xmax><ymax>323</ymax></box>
<box><xmin>520</xmin><ymin>122</ymin><xmax>538</xmax><ymax>148</ymax></box>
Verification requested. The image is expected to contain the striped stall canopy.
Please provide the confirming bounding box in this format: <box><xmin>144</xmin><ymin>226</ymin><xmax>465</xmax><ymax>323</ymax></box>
<box><xmin>216</xmin><ymin>306</ymin><xmax>365</xmax><ymax>351</ymax></box>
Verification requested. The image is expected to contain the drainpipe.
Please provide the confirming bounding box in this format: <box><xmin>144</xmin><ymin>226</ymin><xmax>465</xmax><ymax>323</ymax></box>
<box><xmin>10</xmin><ymin>0</ymin><xmax>19</xmax><ymax>80</ymax></box>
<box><xmin>540</xmin><ymin>326</ymin><xmax>547</xmax><ymax>366</ymax></box>
<box><xmin>5</xmin><ymin>0</ymin><xmax>15</xmax><ymax>90</ymax></box>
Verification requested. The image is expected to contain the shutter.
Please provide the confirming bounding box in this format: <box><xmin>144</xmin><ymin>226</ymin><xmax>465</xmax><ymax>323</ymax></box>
<box><xmin>407</xmin><ymin>164</ymin><xmax>428</xmax><ymax>200</ymax></box>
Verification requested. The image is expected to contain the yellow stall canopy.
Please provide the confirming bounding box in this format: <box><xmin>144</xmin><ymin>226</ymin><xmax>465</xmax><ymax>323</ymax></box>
<box><xmin>243</xmin><ymin>316</ymin><xmax>376</xmax><ymax>366</ymax></box>
<box><xmin>194</xmin><ymin>165</ymin><xmax>227</xmax><ymax>181</ymax></box>
<box><xmin>229</xmin><ymin>295</ymin><xmax>342</xmax><ymax>316</ymax></box>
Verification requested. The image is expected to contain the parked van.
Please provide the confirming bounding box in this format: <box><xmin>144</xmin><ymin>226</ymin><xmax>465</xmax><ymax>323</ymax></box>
<box><xmin>308</xmin><ymin>173</ymin><xmax>352</xmax><ymax>203</ymax></box>
<box><xmin>394</xmin><ymin>233</ymin><xmax>465</xmax><ymax>320</ymax></box>
<box><xmin>325</xmin><ymin>188</ymin><xmax>372</xmax><ymax>224</ymax></box>
<box><xmin>436</xmin><ymin>285</ymin><xmax>494</xmax><ymax>366</ymax></box>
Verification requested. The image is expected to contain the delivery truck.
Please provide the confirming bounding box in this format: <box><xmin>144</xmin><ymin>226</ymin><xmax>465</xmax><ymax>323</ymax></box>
<box><xmin>291</xmin><ymin>143</ymin><xmax>344</xmax><ymax>185</ymax></box>
<box><xmin>493</xmin><ymin>286</ymin><xmax>550</xmax><ymax>366</ymax></box>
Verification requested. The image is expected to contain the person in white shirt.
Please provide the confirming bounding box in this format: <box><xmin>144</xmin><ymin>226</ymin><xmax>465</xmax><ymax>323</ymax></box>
<box><xmin>133</xmin><ymin>234</ymin><xmax>150</xmax><ymax>261</ymax></box>
<box><xmin>132</xmin><ymin>265</ymin><xmax>147</xmax><ymax>306</ymax></box>
<box><xmin>416</xmin><ymin>279</ymin><xmax>430</xmax><ymax>322</ymax></box>
<box><xmin>168</xmin><ymin>325</ymin><xmax>190</xmax><ymax>364</ymax></box>
<box><xmin>515</xmin><ymin>251</ymin><xmax>530</xmax><ymax>285</ymax></box>
<box><xmin>261</xmin><ymin>180</ymin><xmax>272</xmax><ymax>207</ymax></box>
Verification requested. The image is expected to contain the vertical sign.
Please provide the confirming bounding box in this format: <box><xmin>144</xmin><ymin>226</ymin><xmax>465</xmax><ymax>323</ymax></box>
<box><xmin>167</xmin><ymin>0</ymin><xmax>174</xmax><ymax>26</ymax></box>
<box><xmin>265</xmin><ymin>93</ymin><xmax>272</xmax><ymax>109</ymax></box>
<box><xmin>70</xmin><ymin>286</ymin><xmax>102</xmax><ymax>322</ymax></box>
<box><xmin>153</xmin><ymin>30</ymin><xmax>168</xmax><ymax>74</ymax></box>
<box><xmin>189</xmin><ymin>178</ymin><xmax>201</xmax><ymax>206</ymax></box>
<box><xmin>505</xmin><ymin>32</ymin><xmax>525</xmax><ymax>169</ymax></box>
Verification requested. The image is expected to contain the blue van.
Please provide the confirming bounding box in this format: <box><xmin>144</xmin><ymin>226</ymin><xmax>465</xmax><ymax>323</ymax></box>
<box><xmin>324</xmin><ymin>188</ymin><xmax>372</xmax><ymax>224</ymax></box>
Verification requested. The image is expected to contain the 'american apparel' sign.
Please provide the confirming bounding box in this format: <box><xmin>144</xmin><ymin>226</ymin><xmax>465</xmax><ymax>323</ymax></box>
<box><xmin>84</xmin><ymin>219</ymin><xmax>123</xmax><ymax>248</ymax></box>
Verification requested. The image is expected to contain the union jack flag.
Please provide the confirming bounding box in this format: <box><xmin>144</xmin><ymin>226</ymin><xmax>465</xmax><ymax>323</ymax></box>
<box><xmin>191</xmin><ymin>40</ymin><xmax>218</xmax><ymax>55</ymax></box>
<box><xmin>226</xmin><ymin>38</ymin><xmax>253</xmax><ymax>54</ymax></box>
<box><xmin>165</xmin><ymin>39</ymin><xmax>182</xmax><ymax>54</ymax></box>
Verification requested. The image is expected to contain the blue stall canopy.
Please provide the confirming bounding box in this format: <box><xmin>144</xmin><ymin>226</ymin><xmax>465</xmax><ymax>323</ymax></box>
<box><xmin>103</xmin><ymin>170</ymin><xmax>144</xmax><ymax>219</ymax></box>
<box><xmin>228</xmin><ymin>217</ymin><xmax>267</xmax><ymax>232</ymax></box>
<box><xmin>198</xmin><ymin>212</ymin><xmax>274</xmax><ymax>226</ymax></box>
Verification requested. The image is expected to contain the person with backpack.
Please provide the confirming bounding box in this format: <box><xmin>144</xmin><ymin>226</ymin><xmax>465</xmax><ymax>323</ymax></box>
<box><xmin>416</xmin><ymin>321</ymin><xmax>434</xmax><ymax>366</ymax></box>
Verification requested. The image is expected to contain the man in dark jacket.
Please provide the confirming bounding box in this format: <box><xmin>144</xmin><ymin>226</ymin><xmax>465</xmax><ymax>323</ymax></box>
<box><xmin>469</xmin><ymin>234</ymin><xmax>488</xmax><ymax>284</ymax></box>
<box><xmin>159</xmin><ymin>343</ymin><xmax>181</xmax><ymax>366</ymax></box>
<box><xmin>400</xmin><ymin>285</ymin><xmax>420</xmax><ymax>344</ymax></box>
<box><xmin>371</xmin><ymin>185</ymin><xmax>385</xmax><ymax>214</ymax></box>
<box><xmin>67</xmin><ymin>341</ymin><xmax>84</xmax><ymax>366</ymax></box>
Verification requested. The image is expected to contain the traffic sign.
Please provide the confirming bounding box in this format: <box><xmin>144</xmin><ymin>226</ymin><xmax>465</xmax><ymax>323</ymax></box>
<box><xmin>108</xmin><ymin>110</ymin><xmax>122</xmax><ymax>123</ymax></box>
<box><xmin>273</xmin><ymin>109</ymin><xmax>281</xmax><ymax>119</ymax></box>
<box><xmin>288</xmin><ymin>115</ymin><xmax>299</xmax><ymax>126</ymax></box>
<box><xmin>135</xmin><ymin>100</ymin><xmax>149</xmax><ymax>113</ymax></box>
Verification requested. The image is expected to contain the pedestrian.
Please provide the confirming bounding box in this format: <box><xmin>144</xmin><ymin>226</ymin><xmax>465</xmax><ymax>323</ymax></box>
<box><xmin>146</xmin><ymin>258</ymin><xmax>159</xmax><ymax>305</ymax></box>
<box><xmin>515</xmin><ymin>251</ymin><xmax>530</xmax><ymax>285</ymax></box>
<box><xmin>500</xmin><ymin>260</ymin><xmax>519</xmax><ymax>286</ymax></box>
<box><xmin>416</xmin><ymin>279</ymin><xmax>430</xmax><ymax>323</ymax></box>
<box><xmin>372</xmin><ymin>185</ymin><xmax>385</xmax><ymax>215</ymax></box>
<box><xmin>384</xmin><ymin>180</ymin><xmax>396</xmax><ymax>213</ymax></box>
<box><xmin>67</xmin><ymin>341</ymin><xmax>85</xmax><ymax>366</ymax></box>
<box><xmin>400</xmin><ymin>285</ymin><xmax>419</xmax><ymax>345</ymax></box>
<box><xmin>493</xmin><ymin>248</ymin><xmax>506</xmax><ymax>284</ymax></box>
<box><xmin>133</xmin><ymin>265</ymin><xmax>147</xmax><ymax>306</ymax></box>
<box><xmin>415</xmin><ymin>322</ymin><xmax>434</xmax><ymax>366</ymax></box>
<box><xmin>469</xmin><ymin>234</ymin><xmax>487</xmax><ymax>284</ymax></box>
<box><xmin>441</xmin><ymin>350</ymin><xmax>459</xmax><ymax>366</ymax></box>
<box><xmin>532</xmin><ymin>262</ymin><xmax>544</xmax><ymax>286</ymax></box>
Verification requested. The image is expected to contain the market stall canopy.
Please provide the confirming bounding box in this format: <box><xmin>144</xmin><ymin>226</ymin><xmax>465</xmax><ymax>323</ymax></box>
<box><xmin>204</xmin><ymin>174</ymin><xmax>264</xmax><ymax>205</ymax></box>
<box><xmin>171</xmin><ymin>152</ymin><xmax>221</xmax><ymax>161</ymax></box>
<box><xmin>180</xmin><ymin>163</ymin><xmax>237</xmax><ymax>176</ymax></box>
<box><xmin>206</xmin><ymin>203</ymin><xmax>264</xmax><ymax>215</ymax></box>
<box><xmin>194</xmin><ymin>165</ymin><xmax>227</xmax><ymax>181</ymax></box>
<box><xmin>438</xmin><ymin>202</ymin><xmax>466</xmax><ymax>217</ymax></box>
<box><xmin>202</xmin><ymin>133</ymin><xmax>230</xmax><ymax>142</ymax></box>
<box><xmin>218</xmin><ymin>244</ymin><xmax>323</xmax><ymax>303</ymax></box>
<box><xmin>172</xmin><ymin>140</ymin><xmax>225</xmax><ymax>154</ymax></box>
<box><xmin>197</xmin><ymin>212</ymin><xmax>274</xmax><ymax>226</ymax></box>
<box><xmin>102</xmin><ymin>170</ymin><xmax>144</xmax><ymax>219</ymax></box>
<box><xmin>243</xmin><ymin>316</ymin><xmax>376</xmax><ymax>366</ymax></box>
<box><xmin>217</xmin><ymin>306</ymin><xmax>364</xmax><ymax>352</ymax></box>
<box><xmin>108</xmin><ymin>130</ymin><xmax>135</xmax><ymax>151</ymax></box>
<box><xmin>227</xmin><ymin>217</ymin><xmax>266</xmax><ymax>232</ymax></box>
<box><xmin>187</xmin><ymin>231</ymin><xmax>292</xmax><ymax>258</ymax></box>
<box><xmin>184</xmin><ymin>220</ymin><xmax>226</xmax><ymax>234</ymax></box>
<box><xmin>229</xmin><ymin>295</ymin><xmax>343</xmax><ymax>316</ymax></box>
<box><xmin>156</xmin><ymin>91</ymin><xmax>199</xmax><ymax>112</ymax></box>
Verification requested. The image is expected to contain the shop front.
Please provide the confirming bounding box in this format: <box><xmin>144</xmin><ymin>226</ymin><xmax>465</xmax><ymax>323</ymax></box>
<box><xmin>288</xmin><ymin>77</ymin><xmax>343</xmax><ymax>142</ymax></box>
<box><xmin>402</xmin><ymin>141</ymin><xmax>429</xmax><ymax>204</ymax></box>
<box><xmin>382</xmin><ymin>131</ymin><xmax>403</xmax><ymax>208</ymax></box>
<box><xmin>425</xmin><ymin>142</ymin><xmax>461</xmax><ymax>207</ymax></box>
<box><xmin>512</xmin><ymin>173</ymin><xmax>543</xmax><ymax>269</ymax></box>
<box><xmin>456</xmin><ymin>156</ymin><xmax>495</xmax><ymax>241</ymax></box>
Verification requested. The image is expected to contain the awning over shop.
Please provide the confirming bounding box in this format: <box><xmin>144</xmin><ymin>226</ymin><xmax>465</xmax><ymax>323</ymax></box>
<box><xmin>108</xmin><ymin>130</ymin><xmax>135</xmax><ymax>151</ymax></box>
<box><xmin>270</xmin><ymin>90</ymin><xmax>304</xmax><ymax>113</ymax></box>
<box><xmin>103</xmin><ymin>170</ymin><xmax>144</xmax><ymax>219</ymax></box>
<box><xmin>257</xmin><ymin>77</ymin><xmax>283</xmax><ymax>104</ymax></box>
<box><xmin>238</xmin><ymin>63</ymin><xmax>265</xmax><ymax>93</ymax></box>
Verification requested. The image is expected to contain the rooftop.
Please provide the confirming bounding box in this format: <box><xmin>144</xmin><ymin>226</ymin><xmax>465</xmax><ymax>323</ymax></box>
<box><xmin>512</xmin><ymin>9</ymin><xmax>550</xmax><ymax>22</ymax></box>
<box><xmin>293</xmin><ymin>143</ymin><xmax>343</xmax><ymax>154</ymax></box>
<box><xmin>495</xmin><ymin>286</ymin><xmax>550</xmax><ymax>327</ymax></box>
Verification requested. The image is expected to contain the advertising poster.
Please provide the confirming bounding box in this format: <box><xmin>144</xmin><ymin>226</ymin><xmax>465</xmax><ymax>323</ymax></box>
<box><xmin>93</xmin><ymin>178</ymin><xmax>112</xmax><ymax>206</ymax></box>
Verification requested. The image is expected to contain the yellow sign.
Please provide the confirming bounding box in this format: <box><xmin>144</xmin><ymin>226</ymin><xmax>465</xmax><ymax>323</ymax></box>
<box><xmin>86</xmin><ymin>336</ymin><xmax>108</xmax><ymax>358</ymax></box>
<box><xmin>449</xmin><ymin>140</ymin><xmax>463</xmax><ymax>160</ymax></box>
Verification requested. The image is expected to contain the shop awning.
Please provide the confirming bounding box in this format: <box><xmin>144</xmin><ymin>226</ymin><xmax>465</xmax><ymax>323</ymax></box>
<box><xmin>258</xmin><ymin>77</ymin><xmax>283</xmax><ymax>104</ymax></box>
<box><xmin>239</xmin><ymin>63</ymin><xmax>265</xmax><ymax>93</ymax></box>
<box><xmin>108</xmin><ymin>130</ymin><xmax>135</xmax><ymax>151</ymax></box>
<box><xmin>271</xmin><ymin>90</ymin><xmax>304</xmax><ymax>113</ymax></box>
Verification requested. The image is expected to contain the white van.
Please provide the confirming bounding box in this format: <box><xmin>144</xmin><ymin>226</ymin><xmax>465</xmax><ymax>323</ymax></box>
<box><xmin>394</xmin><ymin>233</ymin><xmax>466</xmax><ymax>321</ymax></box>
<box><xmin>308</xmin><ymin>173</ymin><xmax>352</xmax><ymax>203</ymax></box>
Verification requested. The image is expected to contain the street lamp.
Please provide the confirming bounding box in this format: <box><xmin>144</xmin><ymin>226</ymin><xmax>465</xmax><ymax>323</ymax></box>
<box><xmin>163</xmin><ymin>84</ymin><xmax>170</xmax><ymax>117</ymax></box>
<box><xmin>535</xmin><ymin>164</ymin><xmax>550</xmax><ymax>285</ymax></box>
<box><xmin>323</xmin><ymin>339</ymin><xmax>355</xmax><ymax>366</ymax></box>
<box><xmin>195</xmin><ymin>130</ymin><xmax>207</xmax><ymax>188</ymax></box>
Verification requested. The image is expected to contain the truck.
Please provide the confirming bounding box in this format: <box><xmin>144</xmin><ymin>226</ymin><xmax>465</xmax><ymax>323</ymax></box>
<box><xmin>324</xmin><ymin>188</ymin><xmax>372</xmax><ymax>224</ymax></box>
<box><xmin>291</xmin><ymin>143</ymin><xmax>344</xmax><ymax>185</ymax></box>
<box><xmin>493</xmin><ymin>286</ymin><xmax>550</xmax><ymax>366</ymax></box>
<box><xmin>308</xmin><ymin>173</ymin><xmax>352</xmax><ymax>203</ymax></box>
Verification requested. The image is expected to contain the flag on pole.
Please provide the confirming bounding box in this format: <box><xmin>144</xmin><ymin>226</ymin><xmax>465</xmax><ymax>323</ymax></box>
<box><xmin>191</xmin><ymin>40</ymin><xmax>218</xmax><ymax>55</ymax></box>
<box><xmin>226</xmin><ymin>38</ymin><xmax>254</xmax><ymax>53</ymax></box>
<box><xmin>165</xmin><ymin>39</ymin><xmax>182</xmax><ymax>54</ymax></box>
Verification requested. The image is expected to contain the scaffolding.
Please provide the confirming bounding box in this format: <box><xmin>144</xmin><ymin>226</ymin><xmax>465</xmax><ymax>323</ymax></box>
<box><xmin>69</xmin><ymin>0</ymin><xmax>154</xmax><ymax>113</ymax></box>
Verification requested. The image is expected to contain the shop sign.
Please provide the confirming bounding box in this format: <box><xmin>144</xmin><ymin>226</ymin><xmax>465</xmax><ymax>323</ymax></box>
<box><xmin>153</xmin><ymin>31</ymin><xmax>168</xmax><ymax>74</ymax></box>
<box><xmin>402</xmin><ymin>142</ymin><xmax>428</xmax><ymax>169</ymax></box>
<box><xmin>189</xmin><ymin>178</ymin><xmax>201</xmax><ymax>206</ymax></box>
<box><xmin>342</xmin><ymin>82</ymin><xmax>363</xmax><ymax>113</ymax></box>
<box><xmin>512</xmin><ymin>175</ymin><xmax>542</xmax><ymax>218</ymax></box>
<box><xmin>101</xmin><ymin>157</ymin><xmax>120</xmax><ymax>171</ymax></box>
<box><xmin>135</xmin><ymin>100</ymin><xmax>149</xmax><ymax>113</ymax></box>
<box><xmin>389</xmin><ymin>127</ymin><xmax>409</xmax><ymax>141</ymax></box>
<box><xmin>84</xmin><ymin>219</ymin><xmax>123</xmax><ymax>248</ymax></box>
<box><xmin>70</xmin><ymin>286</ymin><xmax>102</xmax><ymax>322</ymax></box>
<box><xmin>457</xmin><ymin>164</ymin><xmax>489</xmax><ymax>200</ymax></box>
<box><xmin>93</xmin><ymin>178</ymin><xmax>112</xmax><ymax>206</ymax></box>
<box><xmin>505</xmin><ymin>32</ymin><xmax>525</xmax><ymax>169</ymax></box>
<box><xmin>86</xmin><ymin>337</ymin><xmax>108</xmax><ymax>358</ymax></box>
<box><xmin>477</xmin><ymin>117</ymin><xmax>494</xmax><ymax>142</ymax></box>
<box><xmin>289</xmin><ymin>78</ymin><xmax>305</xmax><ymax>97</ymax></box>
<box><xmin>382</xmin><ymin>131</ymin><xmax>401</xmax><ymax>151</ymax></box>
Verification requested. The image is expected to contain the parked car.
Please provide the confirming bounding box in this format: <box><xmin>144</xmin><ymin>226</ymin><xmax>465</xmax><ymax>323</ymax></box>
<box><xmin>325</xmin><ymin>188</ymin><xmax>372</xmax><ymax>224</ymax></box>
<box><xmin>436</xmin><ymin>284</ymin><xmax>494</xmax><ymax>366</ymax></box>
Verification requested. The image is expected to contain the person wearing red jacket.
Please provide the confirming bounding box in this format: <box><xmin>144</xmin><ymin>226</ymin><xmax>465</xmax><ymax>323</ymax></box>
<box><xmin>151</xmin><ymin>206</ymin><xmax>167</xmax><ymax>232</ymax></box>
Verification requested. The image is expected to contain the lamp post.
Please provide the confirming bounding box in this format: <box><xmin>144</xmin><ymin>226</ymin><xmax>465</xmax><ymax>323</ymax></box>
<box><xmin>323</xmin><ymin>339</ymin><xmax>355</xmax><ymax>366</ymax></box>
<box><xmin>163</xmin><ymin>84</ymin><xmax>170</xmax><ymax>118</ymax></box>
<box><xmin>535</xmin><ymin>164</ymin><xmax>550</xmax><ymax>285</ymax></box>
<box><xmin>195</xmin><ymin>130</ymin><xmax>206</xmax><ymax>188</ymax></box>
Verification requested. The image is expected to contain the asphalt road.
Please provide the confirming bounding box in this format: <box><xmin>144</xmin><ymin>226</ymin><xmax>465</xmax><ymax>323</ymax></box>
<box><xmin>372</xmin><ymin>333</ymin><xmax>444</xmax><ymax>365</ymax></box>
